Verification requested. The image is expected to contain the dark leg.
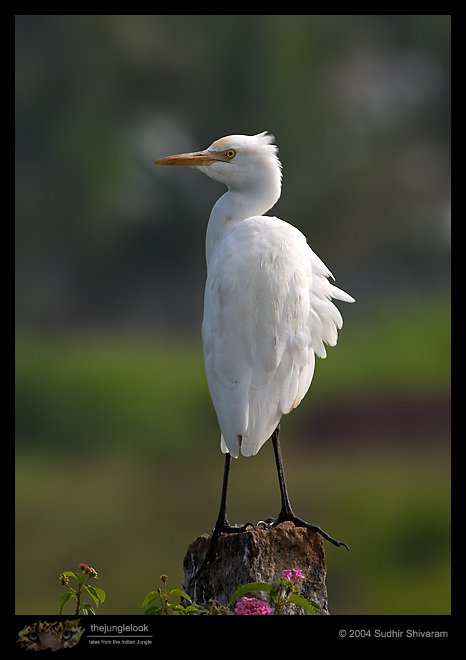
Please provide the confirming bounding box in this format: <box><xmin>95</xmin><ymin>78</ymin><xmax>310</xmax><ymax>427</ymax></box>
<box><xmin>264</xmin><ymin>424</ymin><xmax>349</xmax><ymax>550</ymax></box>
<box><xmin>215</xmin><ymin>451</ymin><xmax>233</xmax><ymax>529</ymax></box>
<box><xmin>194</xmin><ymin>452</ymin><xmax>254</xmax><ymax>578</ymax></box>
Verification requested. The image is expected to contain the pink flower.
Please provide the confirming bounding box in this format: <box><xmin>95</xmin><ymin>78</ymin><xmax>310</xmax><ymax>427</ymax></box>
<box><xmin>232</xmin><ymin>597</ymin><xmax>272</xmax><ymax>615</ymax></box>
<box><xmin>79</xmin><ymin>563</ymin><xmax>97</xmax><ymax>578</ymax></box>
<box><xmin>282</xmin><ymin>569</ymin><xmax>305</xmax><ymax>583</ymax></box>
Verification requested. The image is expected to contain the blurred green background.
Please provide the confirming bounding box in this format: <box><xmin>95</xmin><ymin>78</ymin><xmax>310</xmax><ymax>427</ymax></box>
<box><xmin>15</xmin><ymin>15</ymin><xmax>450</xmax><ymax>615</ymax></box>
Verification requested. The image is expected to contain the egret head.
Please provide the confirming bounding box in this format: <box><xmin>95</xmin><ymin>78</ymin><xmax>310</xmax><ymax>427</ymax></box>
<box><xmin>156</xmin><ymin>132</ymin><xmax>282</xmax><ymax>193</ymax></box>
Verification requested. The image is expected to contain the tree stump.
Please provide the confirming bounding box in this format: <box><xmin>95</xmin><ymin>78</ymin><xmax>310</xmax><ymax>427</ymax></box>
<box><xmin>182</xmin><ymin>521</ymin><xmax>329</xmax><ymax>614</ymax></box>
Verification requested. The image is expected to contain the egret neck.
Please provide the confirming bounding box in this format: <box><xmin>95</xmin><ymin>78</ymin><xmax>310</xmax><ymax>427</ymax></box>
<box><xmin>205</xmin><ymin>176</ymin><xmax>282</xmax><ymax>266</ymax></box>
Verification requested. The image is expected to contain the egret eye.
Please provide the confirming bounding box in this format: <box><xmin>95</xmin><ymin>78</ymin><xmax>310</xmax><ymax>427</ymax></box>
<box><xmin>225</xmin><ymin>149</ymin><xmax>236</xmax><ymax>159</ymax></box>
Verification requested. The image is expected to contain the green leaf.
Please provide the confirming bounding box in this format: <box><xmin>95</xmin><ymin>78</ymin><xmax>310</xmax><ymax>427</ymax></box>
<box><xmin>87</xmin><ymin>585</ymin><xmax>106</xmax><ymax>604</ymax></box>
<box><xmin>288</xmin><ymin>594</ymin><xmax>321</xmax><ymax>615</ymax></box>
<box><xmin>171</xmin><ymin>604</ymin><xmax>186</xmax><ymax>613</ymax></box>
<box><xmin>61</xmin><ymin>571</ymin><xmax>80</xmax><ymax>580</ymax></box>
<box><xmin>229</xmin><ymin>582</ymin><xmax>271</xmax><ymax>604</ymax></box>
<box><xmin>57</xmin><ymin>591</ymin><xmax>72</xmax><ymax>614</ymax></box>
<box><xmin>141</xmin><ymin>591</ymin><xmax>161</xmax><ymax>609</ymax></box>
<box><xmin>184</xmin><ymin>605</ymin><xmax>200</xmax><ymax>615</ymax></box>
<box><xmin>144</xmin><ymin>605</ymin><xmax>164</xmax><ymax>615</ymax></box>
<box><xmin>80</xmin><ymin>603</ymin><xmax>96</xmax><ymax>615</ymax></box>
<box><xmin>83</xmin><ymin>585</ymin><xmax>99</xmax><ymax>607</ymax></box>
<box><xmin>269</xmin><ymin>584</ymin><xmax>281</xmax><ymax>600</ymax></box>
<box><xmin>169</xmin><ymin>588</ymin><xmax>191</xmax><ymax>602</ymax></box>
<box><xmin>308</xmin><ymin>600</ymin><xmax>325</xmax><ymax>615</ymax></box>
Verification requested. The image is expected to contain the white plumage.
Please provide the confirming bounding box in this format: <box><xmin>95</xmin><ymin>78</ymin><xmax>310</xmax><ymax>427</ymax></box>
<box><xmin>157</xmin><ymin>132</ymin><xmax>354</xmax><ymax>459</ymax></box>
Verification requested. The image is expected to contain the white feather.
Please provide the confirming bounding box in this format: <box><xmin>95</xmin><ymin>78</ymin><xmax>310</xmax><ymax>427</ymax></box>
<box><xmin>203</xmin><ymin>210</ymin><xmax>353</xmax><ymax>458</ymax></box>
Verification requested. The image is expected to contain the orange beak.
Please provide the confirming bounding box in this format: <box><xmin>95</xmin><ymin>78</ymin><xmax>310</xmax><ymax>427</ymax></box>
<box><xmin>156</xmin><ymin>150</ymin><xmax>216</xmax><ymax>167</ymax></box>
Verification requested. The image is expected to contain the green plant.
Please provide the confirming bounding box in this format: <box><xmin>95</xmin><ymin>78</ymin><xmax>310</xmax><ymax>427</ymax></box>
<box><xmin>141</xmin><ymin>569</ymin><xmax>323</xmax><ymax>615</ymax></box>
<box><xmin>141</xmin><ymin>575</ymin><xmax>234</xmax><ymax>615</ymax></box>
<box><xmin>58</xmin><ymin>564</ymin><xmax>106</xmax><ymax>615</ymax></box>
<box><xmin>141</xmin><ymin>574</ymin><xmax>201</xmax><ymax>615</ymax></box>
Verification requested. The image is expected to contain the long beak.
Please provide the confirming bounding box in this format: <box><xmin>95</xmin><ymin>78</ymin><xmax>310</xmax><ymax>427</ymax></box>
<box><xmin>156</xmin><ymin>149</ymin><xmax>215</xmax><ymax>167</ymax></box>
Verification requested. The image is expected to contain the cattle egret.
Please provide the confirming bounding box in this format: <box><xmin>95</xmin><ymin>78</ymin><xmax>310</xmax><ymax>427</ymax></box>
<box><xmin>156</xmin><ymin>132</ymin><xmax>354</xmax><ymax>571</ymax></box>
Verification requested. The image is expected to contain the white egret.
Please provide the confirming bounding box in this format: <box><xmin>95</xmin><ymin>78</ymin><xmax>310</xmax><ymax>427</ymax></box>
<box><xmin>156</xmin><ymin>132</ymin><xmax>354</xmax><ymax>570</ymax></box>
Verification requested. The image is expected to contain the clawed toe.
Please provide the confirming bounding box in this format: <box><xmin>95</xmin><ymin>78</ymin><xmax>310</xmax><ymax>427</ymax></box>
<box><xmin>256</xmin><ymin>513</ymin><xmax>349</xmax><ymax>550</ymax></box>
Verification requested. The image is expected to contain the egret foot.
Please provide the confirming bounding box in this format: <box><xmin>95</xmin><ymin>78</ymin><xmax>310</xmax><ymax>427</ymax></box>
<box><xmin>215</xmin><ymin>521</ymin><xmax>255</xmax><ymax>534</ymax></box>
<box><xmin>258</xmin><ymin>514</ymin><xmax>349</xmax><ymax>550</ymax></box>
<box><xmin>193</xmin><ymin>521</ymin><xmax>255</xmax><ymax>579</ymax></box>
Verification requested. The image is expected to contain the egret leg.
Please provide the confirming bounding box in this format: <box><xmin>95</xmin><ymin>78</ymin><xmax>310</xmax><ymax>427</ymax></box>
<box><xmin>194</xmin><ymin>452</ymin><xmax>254</xmax><ymax>578</ymax></box>
<box><xmin>263</xmin><ymin>424</ymin><xmax>349</xmax><ymax>550</ymax></box>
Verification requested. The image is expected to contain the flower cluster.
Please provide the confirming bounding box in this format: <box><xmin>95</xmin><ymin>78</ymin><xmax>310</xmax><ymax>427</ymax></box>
<box><xmin>79</xmin><ymin>563</ymin><xmax>98</xmax><ymax>578</ymax></box>
<box><xmin>232</xmin><ymin>597</ymin><xmax>273</xmax><ymax>615</ymax></box>
<box><xmin>281</xmin><ymin>569</ymin><xmax>305</xmax><ymax>583</ymax></box>
<box><xmin>59</xmin><ymin>573</ymin><xmax>70</xmax><ymax>586</ymax></box>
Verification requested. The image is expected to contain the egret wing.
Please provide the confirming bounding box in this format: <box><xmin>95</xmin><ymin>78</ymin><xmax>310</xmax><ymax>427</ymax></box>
<box><xmin>202</xmin><ymin>216</ymin><xmax>353</xmax><ymax>458</ymax></box>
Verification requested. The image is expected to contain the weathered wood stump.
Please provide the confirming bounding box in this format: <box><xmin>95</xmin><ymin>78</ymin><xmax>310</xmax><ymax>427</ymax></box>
<box><xmin>182</xmin><ymin>521</ymin><xmax>329</xmax><ymax>614</ymax></box>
